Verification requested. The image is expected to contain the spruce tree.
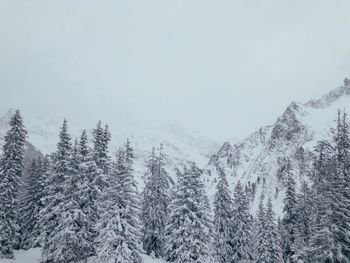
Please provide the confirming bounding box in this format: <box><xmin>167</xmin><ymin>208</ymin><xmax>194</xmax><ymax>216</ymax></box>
<box><xmin>141</xmin><ymin>145</ymin><xmax>170</xmax><ymax>258</ymax></box>
<box><xmin>94</xmin><ymin>141</ymin><xmax>143</xmax><ymax>263</ymax></box>
<box><xmin>292</xmin><ymin>180</ymin><xmax>312</xmax><ymax>261</ymax></box>
<box><xmin>77</xmin><ymin>130</ymin><xmax>104</xmax><ymax>256</ymax></box>
<box><xmin>165</xmin><ymin>163</ymin><xmax>213</xmax><ymax>263</ymax></box>
<box><xmin>19</xmin><ymin>157</ymin><xmax>46</xmax><ymax>249</ymax></box>
<box><xmin>40</xmin><ymin>119</ymin><xmax>77</xmax><ymax>263</ymax></box>
<box><xmin>213</xmin><ymin>170</ymin><xmax>235</xmax><ymax>263</ymax></box>
<box><xmin>255</xmin><ymin>196</ymin><xmax>268</xmax><ymax>261</ymax></box>
<box><xmin>281</xmin><ymin>160</ymin><xmax>298</xmax><ymax>262</ymax></box>
<box><xmin>331</xmin><ymin>110</ymin><xmax>350</xmax><ymax>260</ymax></box>
<box><xmin>264</xmin><ymin>198</ymin><xmax>283</xmax><ymax>262</ymax></box>
<box><xmin>92</xmin><ymin>121</ymin><xmax>111</xmax><ymax>176</ymax></box>
<box><xmin>307</xmin><ymin>111</ymin><xmax>350</xmax><ymax>262</ymax></box>
<box><xmin>307</xmin><ymin>140</ymin><xmax>339</xmax><ymax>262</ymax></box>
<box><xmin>0</xmin><ymin>110</ymin><xmax>27</xmax><ymax>259</ymax></box>
<box><xmin>231</xmin><ymin>181</ymin><xmax>252</xmax><ymax>262</ymax></box>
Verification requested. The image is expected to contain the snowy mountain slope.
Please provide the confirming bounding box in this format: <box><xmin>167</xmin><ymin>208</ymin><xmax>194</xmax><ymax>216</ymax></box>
<box><xmin>204</xmin><ymin>78</ymin><xmax>350</xmax><ymax>216</ymax></box>
<box><xmin>0</xmin><ymin>108</ymin><xmax>219</xmax><ymax>189</ymax></box>
<box><xmin>2</xmin><ymin>79</ymin><xmax>350</xmax><ymax>217</ymax></box>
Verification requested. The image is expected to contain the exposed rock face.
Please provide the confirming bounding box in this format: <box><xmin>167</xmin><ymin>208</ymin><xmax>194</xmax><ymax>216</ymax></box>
<box><xmin>1</xmin><ymin>79</ymin><xmax>350</xmax><ymax>216</ymax></box>
<box><xmin>205</xmin><ymin>79</ymin><xmax>350</xmax><ymax>215</ymax></box>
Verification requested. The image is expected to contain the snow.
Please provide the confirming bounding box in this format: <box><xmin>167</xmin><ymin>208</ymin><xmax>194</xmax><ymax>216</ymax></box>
<box><xmin>1</xmin><ymin>81</ymin><xmax>350</xmax><ymax>219</ymax></box>
<box><xmin>0</xmin><ymin>248</ymin><xmax>41</xmax><ymax>263</ymax></box>
<box><xmin>0</xmin><ymin>108</ymin><xmax>220</xmax><ymax>192</ymax></box>
<box><xmin>205</xmin><ymin>83</ymin><xmax>350</xmax><ymax>217</ymax></box>
<box><xmin>0</xmin><ymin>249</ymin><xmax>166</xmax><ymax>263</ymax></box>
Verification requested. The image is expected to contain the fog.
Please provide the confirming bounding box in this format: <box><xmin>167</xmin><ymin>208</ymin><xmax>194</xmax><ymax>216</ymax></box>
<box><xmin>0</xmin><ymin>0</ymin><xmax>349</xmax><ymax>140</ymax></box>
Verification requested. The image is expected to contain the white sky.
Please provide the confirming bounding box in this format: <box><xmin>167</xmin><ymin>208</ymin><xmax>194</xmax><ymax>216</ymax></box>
<box><xmin>0</xmin><ymin>0</ymin><xmax>349</xmax><ymax>140</ymax></box>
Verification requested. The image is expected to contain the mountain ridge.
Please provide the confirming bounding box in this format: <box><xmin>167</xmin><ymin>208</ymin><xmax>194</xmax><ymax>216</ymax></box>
<box><xmin>204</xmin><ymin>78</ymin><xmax>350</xmax><ymax>216</ymax></box>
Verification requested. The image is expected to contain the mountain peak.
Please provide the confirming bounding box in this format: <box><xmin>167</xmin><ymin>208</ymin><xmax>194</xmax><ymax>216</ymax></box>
<box><xmin>305</xmin><ymin>78</ymin><xmax>350</xmax><ymax>109</ymax></box>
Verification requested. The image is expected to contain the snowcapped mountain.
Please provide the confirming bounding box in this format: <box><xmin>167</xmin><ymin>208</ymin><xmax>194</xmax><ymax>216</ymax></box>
<box><xmin>204</xmin><ymin>78</ymin><xmax>350</xmax><ymax>216</ymax></box>
<box><xmin>0</xmin><ymin>108</ymin><xmax>219</xmax><ymax>188</ymax></box>
<box><xmin>1</xmin><ymin>78</ymin><xmax>350</xmax><ymax>216</ymax></box>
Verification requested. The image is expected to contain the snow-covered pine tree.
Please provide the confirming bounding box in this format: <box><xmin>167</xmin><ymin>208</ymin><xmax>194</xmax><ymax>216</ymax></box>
<box><xmin>231</xmin><ymin>181</ymin><xmax>253</xmax><ymax>262</ymax></box>
<box><xmin>77</xmin><ymin>129</ymin><xmax>105</xmax><ymax>255</ymax></box>
<box><xmin>264</xmin><ymin>198</ymin><xmax>283</xmax><ymax>262</ymax></box>
<box><xmin>307</xmin><ymin>111</ymin><xmax>350</xmax><ymax>262</ymax></box>
<box><xmin>92</xmin><ymin>121</ymin><xmax>111</xmax><ymax>176</ymax></box>
<box><xmin>281</xmin><ymin>159</ymin><xmax>298</xmax><ymax>262</ymax></box>
<box><xmin>40</xmin><ymin>119</ymin><xmax>82</xmax><ymax>263</ymax></box>
<box><xmin>141</xmin><ymin>145</ymin><xmax>170</xmax><ymax>258</ymax></box>
<box><xmin>0</xmin><ymin>110</ymin><xmax>27</xmax><ymax>259</ymax></box>
<box><xmin>35</xmin><ymin>156</ymin><xmax>51</xmax><ymax>247</ymax></box>
<box><xmin>94</xmin><ymin>140</ymin><xmax>143</xmax><ymax>263</ymax></box>
<box><xmin>165</xmin><ymin>163</ymin><xmax>213</xmax><ymax>263</ymax></box>
<box><xmin>331</xmin><ymin>110</ymin><xmax>350</xmax><ymax>260</ymax></box>
<box><xmin>19</xmin><ymin>157</ymin><xmax>47</xmax><ymax>249</ymax></box>
<box><xmin>306</xmin><ymin>140</ymin><xmax>339</xmax><ymax>262</ymax></box>
<box><xmin>213</xmin><ymin>169</ymin><xmax>235</xmax><ymax>263</ymax></box>
<box><xmin>292</xmin><ymin>180</ymin><xmax>312</xmax><ymax>262</ymax></box>
<box><xmin>255</xmin><ymin>195</ymin><xmax>268</xmax><ymax>261</ymax></box>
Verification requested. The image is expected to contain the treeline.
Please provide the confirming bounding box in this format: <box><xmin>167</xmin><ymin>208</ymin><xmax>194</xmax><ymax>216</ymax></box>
<box><xmin>0</xmin><ymin>110</ymin><xmax>349</xmax><ymax>263</ymax></box>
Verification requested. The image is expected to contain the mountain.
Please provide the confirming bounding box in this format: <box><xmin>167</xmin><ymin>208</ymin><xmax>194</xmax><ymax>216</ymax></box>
<box><xmin>0</xmin><ymin>108</ymin><xmax>219</xmax><ymax>188</ymax></box>
<box><xmin>1</xmin><ymin>78</ymin><xmax>350</xmax><ymax>217</ymax></box>
<box><xmin>204</xmin><ymin>78</ymin><xmax>350</xmax><ymax>216</ymax></box>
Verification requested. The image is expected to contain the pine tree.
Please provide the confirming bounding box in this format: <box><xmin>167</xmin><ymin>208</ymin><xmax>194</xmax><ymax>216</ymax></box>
<box><xmin>307</xmin><ymin>111</ymin><xmax>350</xmax><ymax>262</ymax></box>
<box><xmin>255</xmin><ymin>196</ymin><xmax>268</xmax><ymax>261</ymax></box>
<box><xmin>165</xmin><ymin>163</ymin><xmax>213</xmax><ymax>263</ymax></box>
<box><xmin>94</xmin><ymin>141</ymin><xmax>143</xmax><ymax>263</ymax></box>
<box><xmin>213</xmin><ymin>169</ymin><xmax>235</xmax><ymax>263</ymax></box>
<box><xmin>306</xmin><ymin>140</ymin><xmax>339</xmax><ymax>262</ymax></box>
<box><xmin>281</xmin><ymin>160</ymin><xmax>298</xmax><ymax>262</ymax></box>
<box><xmin>331</xmin><ymin>110</ymin><xmax>350</xmax><ymax>260</ymax></box>
<box><xmin>92</xmin><ymin>121</ymin><xmax>111</xmax><ymax>176</ymax></box>
<box><xmin>19</xmin><ymin>157</ymin><xmax>46</xmax><ymax>249</ymax></box>
<box><xmin>40</xmin><ymin>119</ymin><xmax>79</xmax><ymax>263</ymax></box>
<box><xmin>292</xmin><ymin>180</ymin><xmax>312</xmax><ymax>261</ymax></box>
<box><xmin>0</xmin><ymin>110</ymin><xmax>27</xmax><ymax>259</ymax></box>
<box><xmin>141</xmin><ymin>145</ymin><xmax>170</xmax><ymax>258</ymax></box>
<box><xmin>78</xmin><ymin>130</ymin><xmax>104</xmax><ymax>233</ymax></box>
<box><xmin>35</xmin><ymin>156</ymin><xmax>51</xmax><ymax>247</ymax></box>
<box><xmin>41</xmin><ymin>127</ymin><xmax>101</xmax><ymax>263</ymax></box>
<box><xmin>264</xmin><ymin>198</ymin><xmax>283</xmax><ymax>262</ymax></box>
<box><xmin>231</xmin><ymin>181</ymin><xmax>253</xmax><ymax>262</ymax></box>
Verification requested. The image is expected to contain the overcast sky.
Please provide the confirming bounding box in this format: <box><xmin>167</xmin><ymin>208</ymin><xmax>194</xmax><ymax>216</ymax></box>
<box><xmin>0</xmin><ymin>0</ymin><xmax>349</xmax><ymax>140</ymax></box>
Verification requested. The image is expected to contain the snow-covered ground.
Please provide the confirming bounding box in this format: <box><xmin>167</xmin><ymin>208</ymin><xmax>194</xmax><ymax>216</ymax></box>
<box><xmin>0</xmin><ymin>249</ymin><xmax>166</xmax><ymax>263</ymax></box>
<box><xmin>0</xmin><ymin>248</ymin><xmax>41</xmax><ymax>263</ymax></box>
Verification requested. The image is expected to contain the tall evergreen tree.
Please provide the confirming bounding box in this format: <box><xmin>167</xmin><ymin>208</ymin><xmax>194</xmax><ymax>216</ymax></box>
<box><xmin>0</xmin><ymin>110</ymin><xmax>27</xmax><ymax>259</ymax></box>
<box><xmin>264</xmin><ymin>198</ymin><xmax>283</xmax><ymax>262</ymax></box>
<box><xmin>77</xmin><ymin>129</ymin><xmax>105</xmax><ymax>258</ymax></box>
<box><xmin>94</xmin><ymin>141</ymin><xmax>143</xmax><ymax>263</ymax></box>
<box><xmin>231</xmin><ymin>181</ymin><xmax>252</xmax><ymax>262</ymax></box>
<box><xmin>40</xmin><ymin>119</ymin><xmax>78</xmax><ymax>263</ymax></box>
<box><xmin>331</xmin><ymin>110</ymin><xmax>350</xmax><ymax>260</ymax></box>
<box><xmin>281</xmin><ymin>160</ymin><xmax>298</xmax><ymax>262</ymax></box>
<box><xmin>19</xmin><ymin>157</ymin><xmax>47</xmax><ymax>249</ymax></box>
<box><xmin>213</xmin><ymin>169</ymin><xmax>235</xmax><ymax>263</ymax></box>
<box><xmin>307</xmin><ymin>140</ymin><xmax>339</xmax><ymax>262</ymax></box>
<box><xmin>255</xmin><ymin>196</ymin><xmax>268</xmax><ymax>261</ymax></box>
<box><xmin>292</xmin><ymin>180</ymin><xmax>312</xmax><ymax>262</ymax></box>
<box><xmin>307</xmin><ymin>111</ymin><xmax>350</xmax><ymax>262</ymax></box>
<box><xmin>165</xmin><ymin>163</ymin><xmax>213</xmax><ymax>263</ymax></box>
<box><xmin>92</xmin><ymin>121</ymin><xmax>111</xmax><ymax>176</ymax></box>
<box><xmin>141</xmin><ymin>145</ymin><xmax>170</xmax><ymax>258</ymax></box>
